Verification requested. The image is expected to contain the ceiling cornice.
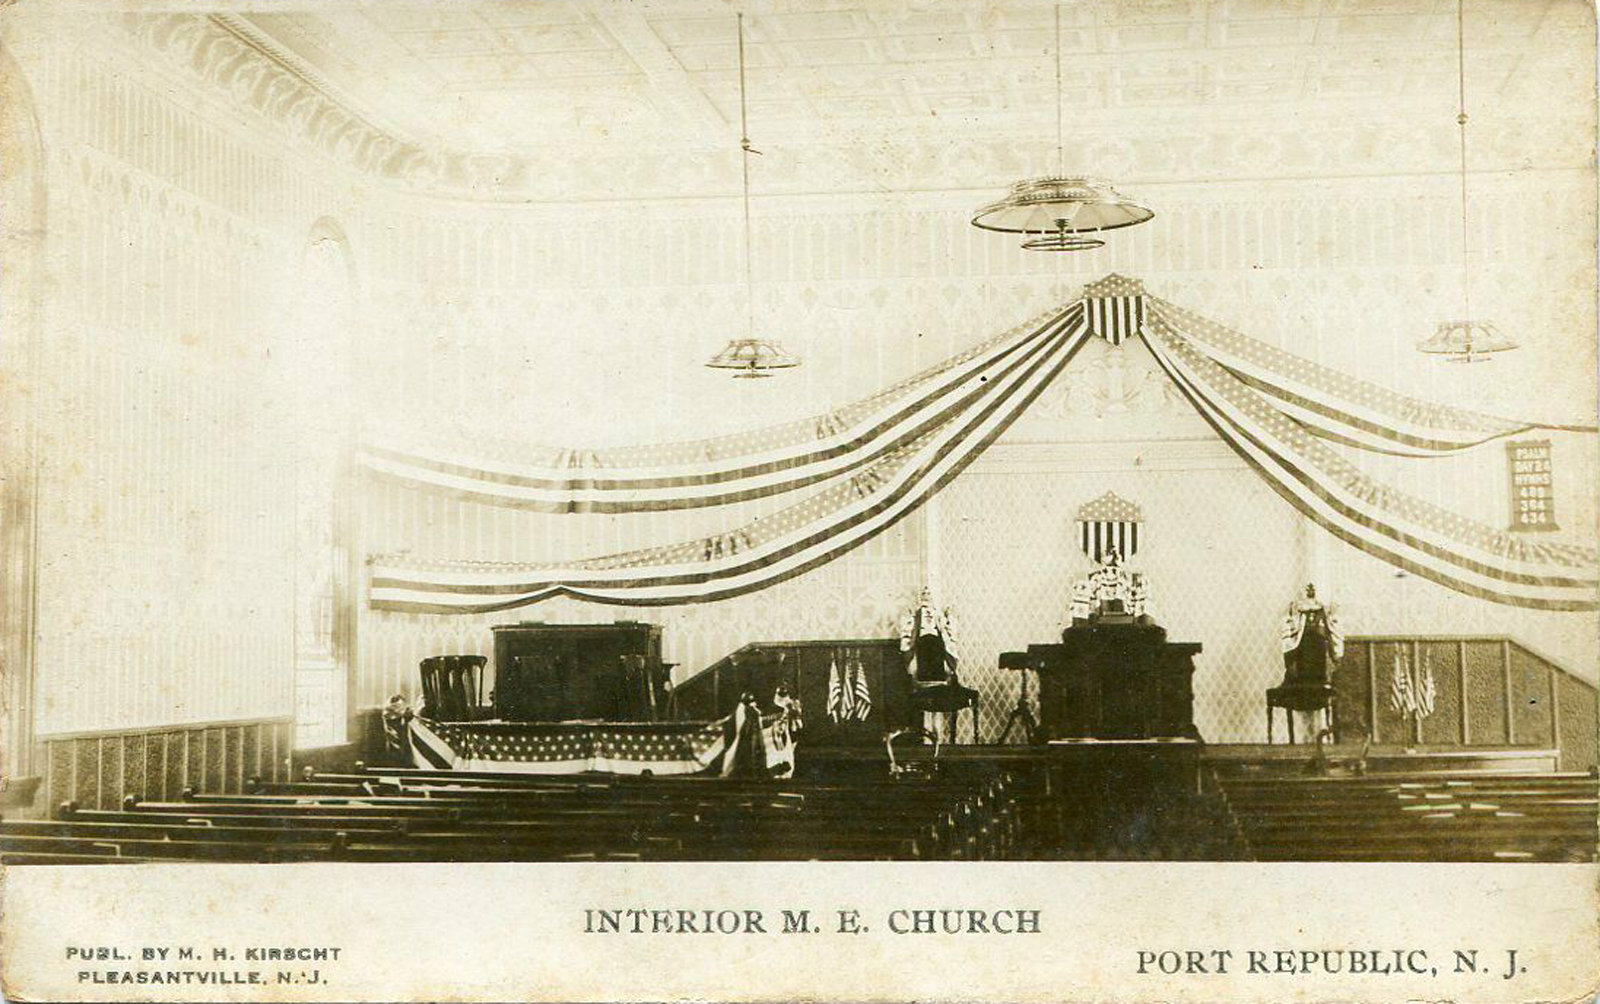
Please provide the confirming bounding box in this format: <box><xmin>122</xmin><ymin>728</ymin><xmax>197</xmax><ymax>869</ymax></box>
<box><xmin>119</xmin><ymin>11</ymin><xmax>1595</xmax><ymax>206</ymax></box>
<box><xmin>122</xmin><ymin>12</ymin><xmax>507</xmax><ymax>190</ymax></box>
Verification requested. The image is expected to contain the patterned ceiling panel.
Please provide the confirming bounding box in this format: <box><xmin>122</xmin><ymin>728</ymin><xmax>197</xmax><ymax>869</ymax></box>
<box><xmin>233</xmin><ymin>0</ymin><xmax>1563</xmax><ymax>161</ymax></box>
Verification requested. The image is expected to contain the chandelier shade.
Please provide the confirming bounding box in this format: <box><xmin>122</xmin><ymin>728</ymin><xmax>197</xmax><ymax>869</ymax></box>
<box><xmin>1416</xmin><ymin>320</ymin><xmax>1518</xmax><ymax>363</ymax></box>
<box><xmin>968</xmin><ymin>6</ymin><xmax>1153</xmax><ymax>251</ymax></box>
<box><xmin>706</xmin><ymin>337</ymin><xmax>800</xmax><ymax>378</ymax></box>
<box><xmin>971</xmin><ymin>176</ymin><xmax>1154</xmax><ymax>237</ymax></box>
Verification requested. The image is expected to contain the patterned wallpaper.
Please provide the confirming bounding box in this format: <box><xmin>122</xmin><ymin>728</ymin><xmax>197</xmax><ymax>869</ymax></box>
<box><xmin>15</xmin><ymin>30</ymin><xmax>349</xmax><ymax>735</ymax></box>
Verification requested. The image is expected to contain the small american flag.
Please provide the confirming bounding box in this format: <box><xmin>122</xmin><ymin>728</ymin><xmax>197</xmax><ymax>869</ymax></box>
<box><xmin>827</xmin><ymin>655</ymin><xmax>855</xmax><ymax>723</ymax></box>
<box><xmin>850</xmin><ymin>652</ymin><xmax>872</xmax><ymax>721</ymax></box>
<box><xmin>1389</xmin><ymin>656</ymin><xmax>1413</xmax><ymax>715</ymax></box>
<box><xmin>1389</xmin><ymin>649</ymin><xmax>1436</xmax><ymax>719</ymax></box>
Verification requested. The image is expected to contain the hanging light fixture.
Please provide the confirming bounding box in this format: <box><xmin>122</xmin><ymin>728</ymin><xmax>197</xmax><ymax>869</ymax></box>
<box><xmin>1417</xmin><ymin>0</ymin><xmax>1517</xmax><ymax>363</ymax></box>
<box><xmin>970</xmin><ymin>5</ymin><xmax>1152</xmax><ymax>251</ymax></box>
<box><xmin>706</xmin><ymin>13</ymin><xmax>799</xmax><ymax>378</ymax></box>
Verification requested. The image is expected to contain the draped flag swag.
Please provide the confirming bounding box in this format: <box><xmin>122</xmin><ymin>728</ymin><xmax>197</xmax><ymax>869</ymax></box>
<box><xmin>357</xmin><ymin>305</ymin><xmax>1075</xmax><ymax>513</ymax></box>
<box><xmin>367</xmin><ymin>275</ymin><xmax>1599</xmax><ymax>614</ymax></box>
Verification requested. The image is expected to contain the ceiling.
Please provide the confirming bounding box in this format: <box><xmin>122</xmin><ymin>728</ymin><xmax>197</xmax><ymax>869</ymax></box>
<box><xmin>238</xmin><ymin>0</ymin><xmax>1583</xmax><ymax>161</ymax></box>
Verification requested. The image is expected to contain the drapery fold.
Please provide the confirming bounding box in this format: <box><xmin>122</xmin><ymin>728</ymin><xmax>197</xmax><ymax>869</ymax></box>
<box><xmin>366</xmin><ymin>276</ymin><xmax>1597</xmax><ymax>614</ymax></box>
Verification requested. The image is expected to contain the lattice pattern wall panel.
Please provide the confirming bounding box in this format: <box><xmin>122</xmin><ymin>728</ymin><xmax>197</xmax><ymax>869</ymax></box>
<box><xmin>935</xmin><ymin>463</ymin><xmax>1305</xmax><ymax>743</ymax></box>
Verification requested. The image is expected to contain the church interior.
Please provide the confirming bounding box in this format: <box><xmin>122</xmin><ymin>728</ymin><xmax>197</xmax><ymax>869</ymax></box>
<box><xmin>2</xmin><ymin>0</ymin><xmax>1597</xmax><ymax>864</ymax></box>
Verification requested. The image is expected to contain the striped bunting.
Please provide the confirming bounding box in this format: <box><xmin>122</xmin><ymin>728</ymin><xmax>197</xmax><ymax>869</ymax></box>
<box><xmin>1141</xmin><ymin>314</ymin><xmax>1598</xmax><ymax>611</ymax></box>
<box><xmin>1146</xmin><ymin>296</ymin><xmax>1597</xmax><ymax>456</ymax></box>
<box><xmin>412</xmin><ymin>718</ymin><xmax>730</xmax><ymax>776</ymax></box>
<box><xmin>369</xmin><ymin>309</ymin><xmax>1092</xmax><ymax>612</ymax></box>
<box><xmin>357</xmin><ymin>305</ymin><xmax>1071</xmax><ymax>512</ymax></box>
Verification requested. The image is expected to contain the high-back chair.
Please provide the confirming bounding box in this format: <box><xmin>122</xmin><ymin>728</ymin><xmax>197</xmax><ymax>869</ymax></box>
<box><xmin>908</xmin><ymin>659</ymin><xmax>980</xmax><ymax>745</ymax></box>
<box><xmin>1265</xmin><ymin>663</ymin><xmax>1336</xmax><ymax>744</ymax></box>
<box><xmin>419</xmin><ymin>655</ymin><xmax>488</xmax><ymax>721</ymax></box>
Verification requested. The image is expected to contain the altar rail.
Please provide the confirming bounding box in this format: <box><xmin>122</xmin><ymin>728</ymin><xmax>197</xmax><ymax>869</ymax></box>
<box><xmin>1335</xmin><ymin>637</ymin><xmax>1597</xmax><ymax>771</ymax></box>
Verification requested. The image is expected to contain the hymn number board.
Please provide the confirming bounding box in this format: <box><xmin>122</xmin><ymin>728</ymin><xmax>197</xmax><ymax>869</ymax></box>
<box><xmin>1506</xmin><ymin>440</ymin><xmax>1558</xmax><ymax>532</ymax></box>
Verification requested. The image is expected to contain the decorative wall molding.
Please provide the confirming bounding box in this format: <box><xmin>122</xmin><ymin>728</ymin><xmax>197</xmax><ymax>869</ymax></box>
<box><xmin>124</xmin><ymin>14</ymin><xmax>432</xmax><ymax>188</ymax></box>
<box><xmin>969</xmin><ymin>439</ymin><xmax>1247</xmax><ymax>475</ymax></box>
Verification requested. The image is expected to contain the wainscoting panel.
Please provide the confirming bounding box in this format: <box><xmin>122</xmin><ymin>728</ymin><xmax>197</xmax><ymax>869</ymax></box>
<box><xmin>1338</xmin><ymin>637</ymin><xmax>1596</xmax><ymax>771</ymax></box>
<box><xmin>1557</xmin><ymin>674</ymin><xmax>1599</xmax><ymax>774</ymax></box>
<box><xmin>41</xmin><ymin>719</ymin><xmax>293</xmax><ymax>810</ymax></box>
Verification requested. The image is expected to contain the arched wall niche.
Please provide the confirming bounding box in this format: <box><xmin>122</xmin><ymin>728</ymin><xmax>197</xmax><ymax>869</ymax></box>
<box><xmin>0</xmin><ymin>41</ymin><xmax>47</xmax><ymax>782</ymax></box>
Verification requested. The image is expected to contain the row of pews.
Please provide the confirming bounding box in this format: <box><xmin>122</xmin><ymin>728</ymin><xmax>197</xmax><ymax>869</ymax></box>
<box><xmin>0</xmin><ymin>764</ymin><xmax>1018</xmax><ymax>864</ymax></box>
<box><xmin>1215</xmin><ymin>770</ymin><xmax>1599</xmax><ymax>862</ymax></box>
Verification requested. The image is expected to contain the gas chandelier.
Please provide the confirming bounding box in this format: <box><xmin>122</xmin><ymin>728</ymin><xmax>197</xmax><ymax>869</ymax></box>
<box><xmin>705</xmin><ymin>13</ymin><xmax>799</xmax><ymax>378</ymax></box>
<box><xmin>1417</xmin><ymin>0</ymin><xmax>1517</xmax><ymax>363</ymax></box>
<box><xmin>970</xmin><ymin>5</ymin><xmax>1153</xmax><ymax>251</ymax></box>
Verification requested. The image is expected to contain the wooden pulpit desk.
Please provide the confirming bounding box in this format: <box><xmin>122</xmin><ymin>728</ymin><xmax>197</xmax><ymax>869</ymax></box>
<box><xmin>1027</xmin><ymin>616</ymin><xmax>1202</xmax><ymax>741</ymax></box>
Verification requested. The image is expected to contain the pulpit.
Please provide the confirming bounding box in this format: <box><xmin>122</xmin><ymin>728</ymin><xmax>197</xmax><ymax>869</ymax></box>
<box><xmin>1028</xmin><ymin>620</ymin><xmax>1201</xmax><ymax>740</ymax></box>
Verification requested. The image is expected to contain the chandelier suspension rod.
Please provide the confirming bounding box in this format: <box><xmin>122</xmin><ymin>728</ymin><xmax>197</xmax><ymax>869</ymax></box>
<box><xmin>1455</xmin><ymin>0</ymin><xmax>1471</xmax><ymax>322</ymax></box>
<box><xmin>1053</xmin><ymin>4</ymin><xmax>1064</xmax><ymax>177</ymax></box>
<box><xmin>737</xmin><ymin>12</ymin><xmax>756</xmax><ymax>343</ymax></box>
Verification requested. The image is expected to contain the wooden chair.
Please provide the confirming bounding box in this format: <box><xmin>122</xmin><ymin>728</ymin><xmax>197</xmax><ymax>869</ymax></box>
<box><xmin>1266</xmin><ymin>682</ymin><xmax>1335</xmax><ymax>744</ymax></box>
<box><xmin>909</xmin><ymin>670</ymin><xmax>980</xmax><ymax>745</ymax></box>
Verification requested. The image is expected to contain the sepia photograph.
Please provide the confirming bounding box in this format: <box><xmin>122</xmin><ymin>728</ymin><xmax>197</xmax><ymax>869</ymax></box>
<box><xmin>1</xmin><ymin>0</ymin><xmax>1596</xmax><ymax>1000</ymax></box>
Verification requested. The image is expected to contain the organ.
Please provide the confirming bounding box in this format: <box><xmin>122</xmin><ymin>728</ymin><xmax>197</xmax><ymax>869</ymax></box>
<box><xmin>490</xmin><ymin>622</ymin><xmax>672</xmax><ymax>722</ymax></box>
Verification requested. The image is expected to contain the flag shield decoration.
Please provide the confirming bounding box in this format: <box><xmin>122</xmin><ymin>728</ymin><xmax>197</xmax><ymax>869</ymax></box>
<box><xmin>1076</xmin><ymin>491</ymin><xmax>1144</xmax><ymax>562</ymax></box>
<box><xmin>1083</xmin><ymin>273</ymin><xmax>1148</xmax><ymax>346</ymax></box>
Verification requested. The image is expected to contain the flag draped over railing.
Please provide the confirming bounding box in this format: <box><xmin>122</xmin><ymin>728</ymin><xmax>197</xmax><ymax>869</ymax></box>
<box><xmin>366</xmin><ymin>276</ymin><xmax>1598</xmax><ymax>615</ymax></box>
